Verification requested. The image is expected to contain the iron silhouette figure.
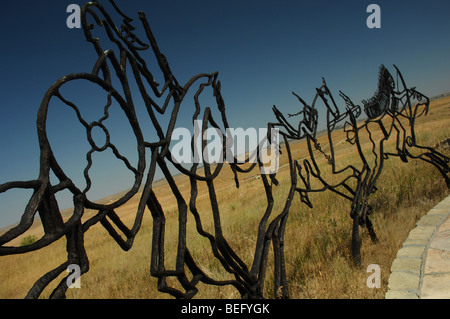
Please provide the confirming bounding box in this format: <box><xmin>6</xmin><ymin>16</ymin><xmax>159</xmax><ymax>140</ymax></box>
<box><xmin>0</xmin><ymin>0</ymin><xmax>448</xmax><ymax>299</ymax></box>
<box><xmin>0</xmin><ymin>0</ymin><xmax>287</xmax><ymax>299</ymax></box>
<box><xmin>271</xmin><ymin>65</ymin><xmax>449</xmax><ymax>266</ymax></box>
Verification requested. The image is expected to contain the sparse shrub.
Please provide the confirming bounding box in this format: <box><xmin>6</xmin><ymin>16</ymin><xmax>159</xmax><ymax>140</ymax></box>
<box><xmin>20</xmin><ymin>235</ymin><xmax>38</xmax><ymax>247</ymax></box>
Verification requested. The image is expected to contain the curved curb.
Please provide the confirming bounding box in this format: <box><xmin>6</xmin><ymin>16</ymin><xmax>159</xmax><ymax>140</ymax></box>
<box><xmin>385</xmin><ymin>194</ymin><xmax>450</xmax><ymax>299</ymax></box>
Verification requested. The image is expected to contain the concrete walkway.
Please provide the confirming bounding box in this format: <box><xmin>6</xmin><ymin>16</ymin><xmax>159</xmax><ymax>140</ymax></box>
<box><xmin>385</xmin><ymin>194</ymin><xmax>450</xmax><ymax>299</ymax></box>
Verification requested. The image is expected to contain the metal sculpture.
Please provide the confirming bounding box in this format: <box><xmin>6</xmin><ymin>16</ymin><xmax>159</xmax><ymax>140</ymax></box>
<box><xmin>271</xmin><ymin>65</ymin><xmax>449</xmax><ymax>266</ymax></box>
<box><xmin>1</xmin><ymin>0</ymin><xmax>447</xmax><ymax>299</ymax></box>
<box><xmin>0</xmin><ymin>0</ymin><xmax>289</xmax><ymax>299</ymax></box>
<box><xmin>382</xmin><ymin>66</ymin><xmax>450</xmax><ymax>188</ymax></box>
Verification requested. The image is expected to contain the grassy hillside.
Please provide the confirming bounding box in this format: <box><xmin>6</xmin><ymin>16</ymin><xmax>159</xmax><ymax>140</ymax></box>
<box><xmin>0</xmin><ymin>97</ymin><xmax>449</xmax><ymax>299</ymax></box>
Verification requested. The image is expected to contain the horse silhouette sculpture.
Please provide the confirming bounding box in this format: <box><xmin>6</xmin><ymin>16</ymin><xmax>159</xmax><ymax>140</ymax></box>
<box><xmin>271</xmin><ymin>65</ymin><xmax>449</xmax><ymax>266</ymax></box>
<box><xmin>0</xmin><ymin>1</ymin><xmax>448</xmax><ymax>299</ymax></box>
<box><xmin>0</xmin><ymin>0</ymin><xmax>289</xmax><ymax>299</ymax></box>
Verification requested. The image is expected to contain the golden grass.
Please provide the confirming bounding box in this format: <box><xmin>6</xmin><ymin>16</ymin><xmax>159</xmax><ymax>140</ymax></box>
<box><xmin>0</xmin><ymin>97</ymin><xmax>449</xmax><ymax>299</ymax></box>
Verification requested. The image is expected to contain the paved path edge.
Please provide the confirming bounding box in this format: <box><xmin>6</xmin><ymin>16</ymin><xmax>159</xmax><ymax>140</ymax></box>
<box><xmin>385</xmin><ymin>194</ymin><xmax>450</xmax><ymax>299</ymax></box>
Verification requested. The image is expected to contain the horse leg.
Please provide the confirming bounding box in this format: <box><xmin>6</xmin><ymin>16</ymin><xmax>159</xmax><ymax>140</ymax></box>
<box><xmin>365</xmin><ymin>216</ymin><xmax>379</xmax><ymax>244</ymax></box>
<box><xmin>351</xmin><ymin>213</ymin><xmax>362</xmax><ymax>268</ymax></box>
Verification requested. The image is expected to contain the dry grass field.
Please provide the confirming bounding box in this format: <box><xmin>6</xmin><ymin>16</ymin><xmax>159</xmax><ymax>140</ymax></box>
<box><xmin>1</xmin><ymin>96</ymin><xmax>449</xmax><ymax>299</ymax></box>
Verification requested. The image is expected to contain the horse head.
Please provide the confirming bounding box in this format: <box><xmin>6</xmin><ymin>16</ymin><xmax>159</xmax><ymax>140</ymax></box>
<box><xmin>81</xmin><ymin>0</ymin><xmax>182</xmax><ymax>98</ymax></box>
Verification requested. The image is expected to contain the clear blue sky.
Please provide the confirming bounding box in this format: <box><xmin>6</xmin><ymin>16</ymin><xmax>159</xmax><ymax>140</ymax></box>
<box><xmin>1</xmin><ymin>0</ymin><xmax>449</xmax><ymax>227</ymax></box>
